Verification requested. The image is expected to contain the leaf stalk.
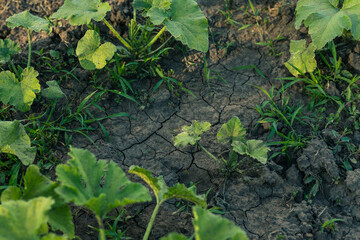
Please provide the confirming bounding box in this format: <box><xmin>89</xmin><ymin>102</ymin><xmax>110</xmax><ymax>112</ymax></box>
<box><xmin>103</xmin><ymin>19</ymin><xmax>133</xmax><ymax>51</ymax></box>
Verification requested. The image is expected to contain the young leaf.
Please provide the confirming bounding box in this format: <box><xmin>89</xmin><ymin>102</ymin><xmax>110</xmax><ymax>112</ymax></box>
<box><xmin>43</xmin><ymin>81</ymin><xmax>65</xmax><ymax>100</ymax></box>
<box><xmin>192</xmin><ymin>206</ymin><xmax>249</xmax><ymax>240</ymax></box>
<box><xmin>164</xmin><ymin>0</ymin><xmax>209</xmax><ymax>52</ymax></box>
<box><xmin>0</xmin><ymin>120</ymin><xmax>36</xmax><ymax>165</ymax></box>
<box><xmin>128</xmin><ymin>165</ymin><xmax>168</xmax><ymax>203</ymax></box>
<box><xmin>232</xmin><ymin>140</ymin><xmax>269</xmax><ymax>165</ymax></box>
<box><xmin>51</xmin><ymin>0</ymin><xmax>111</xmax><ymax>25</ymax></box>
<box><xmin>0</xmin><ymin>197</ymin><xmax>54</xmax><ymax>240</ymax></box>
<box><xmin>55</xmin><ymin>147</ymin><xmax>151</xmax><ymax>219</ymax></box>
<box><xmin>284</xmin><ymin>40</ymin><xmax>317</xmax><ymax>77</ymax></box>
<box><xmin>217</xmin><ymin>116</ymin><xmax>246</xmax><ymax>144</ymax></box>
<box><xmin>133</xmin><ymin>0</ymin><xmax>172</xmax><ymax>11</ymax></box>
<box><xmin>6</xmin><ymin>10</ymin><xmax>50</xmax><ymax>32</ymax></box>
<box><xmin>76</xmin><ymin>30</ymin><xmax>117</xmax><ymax>70</ymax></box>
<box><xmin>0</xmin><ymin>39</ymin><xmax>21</xmax><ymax>65</ymax></box>
<box><xmin>174</xmin><ymin>121</ymin><xmax>211</xmax><ymax>147</ymax></box>
<box><xmin>0</xmin><ymin>67</ymin><xmax>41</xmax><ymax>112</ymax></box>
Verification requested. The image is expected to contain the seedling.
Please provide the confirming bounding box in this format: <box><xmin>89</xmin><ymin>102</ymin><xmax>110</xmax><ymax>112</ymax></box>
<box><xmin>174</xmin><ymin>117</ymin><xmax>269</xmax><ymax>174</ymax></box>
<box><xmin>256</xmin><ymin>34</ymin><xmax>286</xmax><ymax>57</ymax></box>
<box><xmin>321</xmin><ymin>218</ymin><xmax>345</xmax><ymax>232</ymax></box>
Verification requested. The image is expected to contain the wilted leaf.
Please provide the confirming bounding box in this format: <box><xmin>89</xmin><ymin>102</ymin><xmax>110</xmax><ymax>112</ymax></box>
<box><xmin>0</xmin><ymin>67</ymin><xmax>40</xmax><ymax>112</ymax></box>
<box><xmin>6</xmin><ymin>10</ymin><xmax>50</xmax><ymax>32</ymax></box>
<box><xmin>0</xmin><ymin>197</ymin><xmax>54</xmax><ymax>240</ymax></box>
<box><xmin>43</xmin><ymin>81</ymin><xmax>65</xmax><ymax>99</ymax></box>
<box><xmin>232</xmin><ymin>140</ymin><xmax>269</xmax><ymax>164</ymax></box>
<box><xmin>0</xmin><ymin>39</ymin><xmax>21</xmax><ymax>65</ymax></box>
<box><xmin>174</xmin><ymin>121</ymin><xmax>211</xmax><ymax>147</ymax></box>
<box><xmin>76</xmin><ymin>30</ymin><xmax>117</xmax><ymax>70</ymax></box>
<box><xmin>285</xmin><ymin>40</ymin><xmax>317</xmax><ymax>77</ymax></box>
<box><xmin>0</xmin><ymin>120</ymin><xmax>36</xmax><ymax>165</ymax></box>
<box><xmin>129</xmin><ymin>165</ymin><xmax>167</xmax><ymax>203</ymax></box>
<box><xmin>51</xmin><ymin>0</ymin><xmax>111</xmax><ymax>25</ymax></box>
<box><xmin>192</xmin><ymin>206</ymin><xmax>249</xmax><ymax>240</ymax></box>
<box><xmin>164</xmin><ymin>0</ymin><xmax>209</xmax><ymax>52</ymax></box>
<box><xmin>56</xmin><ymin>147</ymin><xmax>151</xmax><ymax>218</ymax></box>
<box><xmin>217</xmin><ymin>116</ymin><xmax>246</xmax><ymax>144</ymax></box>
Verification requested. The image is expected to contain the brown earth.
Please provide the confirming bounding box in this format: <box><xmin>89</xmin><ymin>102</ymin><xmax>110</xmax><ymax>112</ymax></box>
<box><xmin>2</xmin><ymin>0</ymin><xmax>360</xmax><ymax>239</ymax></box>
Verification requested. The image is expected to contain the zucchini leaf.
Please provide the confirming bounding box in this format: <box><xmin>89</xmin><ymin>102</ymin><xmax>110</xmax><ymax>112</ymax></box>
<box><xmin>6</xmin><ymin>10</ymin><xmax>50</xmax><ymax>32</ymax></box>
<box><xmin>217</xmin><ymin>116</ymin><xmax>246</xmax><ymax>144</ymax></box>
<box><xmin>285</xmin><ymin>40</ymin><xmax>317</xmax><ymax>77</ymax></box>
<box><xmin>0</xmin><ymin>39</ymin><xmax>21</xmax><ymax>65</ymax></box>
<box><xmin>232</xmin><ymin>140</ymin><xmax>269</xmax><ymax>165</ymax></box>
<box><xmin>174</xmin><ymin>121</ymin><xmax>211</xmax><ymax>147</ymax></box>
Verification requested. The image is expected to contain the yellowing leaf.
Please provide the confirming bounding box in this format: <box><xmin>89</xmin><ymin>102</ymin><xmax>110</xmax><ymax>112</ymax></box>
<box><xmin>6</xmin><ymin>10</ymin><xmax>50</xmax><ymax>32</ymax></box>
<box><xmin>174</xmin><ymin>121</ymin><xmax>211</xmax><ymax>147</ymax></box>
<box><xmin>0</xmin><ymin>120</ymin><xmax>36</xmax><ymax>165</ymax></box>
<box><xmin>0</xmin><ymin>197</ymin><xmax>54</xmax><ymax>240</ymax></box>
<box><xmin>285</xmin><ymin>40</ymin><xmax>317</xmax><ymax>77</ymax></box>
<box><xmin>51</xmin><ymin>0</ymin><xmax>111</xmax><ymax>25</ymax></box>
<box><xmin>217</xmin><ymin>117</ymin><xmax>246</xmax><ymax>144</ymax></box>
<box><xmin>76</xmin><ymin>30</ymin><xmax>117</xmax><ymax>70</ymax></box>
<box><xmin>0</xmin><ymin>67</ymin><xmax>40</xmax><ymax>112</ymax></box>
<box><xmin>55</xmin><ymin>147</ymin><xmax>151</xmax><ymax>218</ymax></box>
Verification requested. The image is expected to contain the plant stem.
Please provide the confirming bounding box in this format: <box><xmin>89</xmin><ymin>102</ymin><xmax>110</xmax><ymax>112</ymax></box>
<box><xmin>27</xmin><ymin>29</ymin><xmax>31</xmax><ymax>69</ymax></box>
<box><xmin>103</xmin><ymin>19</ymin><xmax>132</xmax><ymax>51</ymax></box>
<box><xmin>96</xmin><ymin>215</ymin><xmax>106</xmax><ymax>240</ymax></box>
<box><xmin>143</xmin><ymin>203</ymin><xmax>161</xmax><ymax>240</ymax></box>
<box><xmin>198</xmin><ymin>143</ymin><xmax>221</xmax><ymax>165</ymax></box>
<box><xmin>140</xmin><ymin>26</ymin><xmax>167</xmax><ymax>53</ymax></box>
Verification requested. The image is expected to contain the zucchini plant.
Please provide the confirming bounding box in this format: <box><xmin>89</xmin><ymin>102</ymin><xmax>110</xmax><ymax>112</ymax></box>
<box><xmin>174</xmin><ymin>116</ymin><xmax>269</xmax><ymax>174</ymax></box>
<box><xmin>51</xmin><ymin>0</ymin><xmax>209</xmax><ymax>71</ymax></box>
<box><xmin>286</xmin><ymin>0</ymin><xmax>360</xmax><ymax>76</ymax></box>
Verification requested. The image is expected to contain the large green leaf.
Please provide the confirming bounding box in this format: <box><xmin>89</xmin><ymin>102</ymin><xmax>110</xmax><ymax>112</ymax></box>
<box><xmin>6</xmin><ymin>10</ymin><xmax>50</xmax><ymax>32</ymax></box>
<box><xmin>295</xmin><ymin>0</ymin><xmax>360</xmax><ymax>49</ymax></box>
<box><xmin>0</xmin><ymin>197</ymin><xmax>54</xmax><ymax>240</ymax></box>
<box><xmin>76</xmin><ymin>30</ymin><xmax>117</xmax><ymax>70</ymax></box>
<box><xmin>174</xmin><ymin>121</ymin><xmax>211</xmax><ymax>147</ymax></box>
<box><xmin>192</xmin><ymin>206</ymin><xmax>249</xmax><ymax>240</ymax></box>
<box><xmin>164</xmin><ymin>0</ymin><xmax>209</xmax><ymax>52</ymax></box>
<box><xmin>0</xmin><ymin>67</ymin><xmax>40</xmax><ymax>112</ymax></box>
<box><xmin>43</xmin><ymin>81</ymin><xmax>65</xmax><ymax>100</ymax></box>
<box><xmin>0</xmin><ymin>120</ymin><xmax>36</xmax><ymax>165</ymax></box>
<box><xmin>217</xmin><ymin>117</ymin><xmax>246</xmax><ymax>145</ymax></box>
<box><xmin>130</xmin><ymin>166</ymin><xmax>207</xmax><ymax>207</ymax></box>
<box><xmin>0</xmin><ymin>165</ymin><xmax>75</xmax><ymax>237</ymax></box>
<box><xmin>232</xmin><ymin>140</ymin><xmax>269</xmax><ymax>165</ymax></box>
<box><xmin>55</xmin><ymin>147</ymin><xmax>151</xmax><ymax>219</ymax></box>
<box><xmin>51</xmin><ymin>0</ymin><xmax>111</xmax><ymax>25</ymax></box>
<box><xmin>0</xmin><ymin>39</ymin><xmax>21</xmax><ymax>65</ymax></box>
<box><xmin>134</xmin><ymin>0</ymin><xmax>172</xmax><ymax>10</ymax></box>
<box><xmin>285</xmin><ymin>40</ymin><xmax>317</xmax><ymax>77</ymax></box>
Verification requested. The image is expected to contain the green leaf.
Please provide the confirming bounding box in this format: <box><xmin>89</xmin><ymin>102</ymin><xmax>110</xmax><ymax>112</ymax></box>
<box><xmin>232</xmin><ymin>140</ymin><xmax>269</xmax><ymax>164</ymax></box>
<box><xmin>6</xmin><ymin>10</ymin><xmax>50</xmax><ymax>32</ymax></box>
<box><xmin>128</xmin><ymin>165</ymin><xmax>167</xmax><ymax>203</ymax></box>
<box><xmin>41</xmin><ymin>234</ymin><xmax>69</xmax><ymax>240</ymax></box>
<box><xmin>192</xmin><ymin>206</ymin><xmax>249</xmax><ymax>240</ymax></box>
<box><xmin>133</xmin><ymin>0</ymin><xmax>172</xmax><ymax>10</ymax></box>
<box><xmin>0</xmin><ymin>120</ymin><xmax>36</xmax><ymax>165</ymax></box>
<box><xmin>160</xmin><ymin>233</ymin><xmax>188</xmax><ymax>240</ymax></box>
<box><xmin>164</xmin><ymin>0</ymin><xmax>209</xmax><ymax>52</ymax></box>
<box><xmin>76</xmin><ymin>30</ymin><xmax>117</xmax><ymax>70</ymax></box>
<box><xmin>0</xmin><ymin>39</ymin><xmax>21</xmax><ymax>65</ymax></box>
<box><xmin>174</xmin><ymin>121</ymin><xmax>211</xmax><ymax>148</ymax></box>
<box><xmin>217</xmin><ymin>117</ymin><xmax>246</xmax><ymax>144</ymax></box>
<box><xmin>147</xmin><ymin>7</ymin><xmax>169</xmax><ymax>25</ymax></box>
<box><xmin>284</xmin><ymin>40</ymin><xmax>317</xmax><ymax>77</ymax></box>
<box><xmin>0</xmin><ymin>186</ymin><xmax>21</xmax><ymax>203</ymax></box>
<box><xmin>0</xmin><ymin>197</ymin><xmax>54</xmax><ymax>240</ymax></box>
<box><xmin>164</xmin><ymin>183</ymin><xmax>207</xmax><ymax>207</ymax></box>
<box><xmin>51</xmin><ymin>0</ymin><xmax>111</xmax><ymax>25</ymax></box>
<box><xmin>22</xmin><ymin>165</ymin><xmax>74</xmax><ymax>237</ymax></box>
<box><xmin>55</xmin><ymin>147</ymin><xmax>151</xmax><ymax>219</ymax></box>
<box><xmin>43</xmin><ymin>81</ymin><xmax>65</xmax><ymax>99</ymax></box>
<box><xmin>343</xmin><ymin>1</ymin><xmax>360</xmax><ymax>40</ymax></box>
<box><xmin>0</xmin><ymin>67</ymin><xmax>41</xmax><ymax>112</ymax></box>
